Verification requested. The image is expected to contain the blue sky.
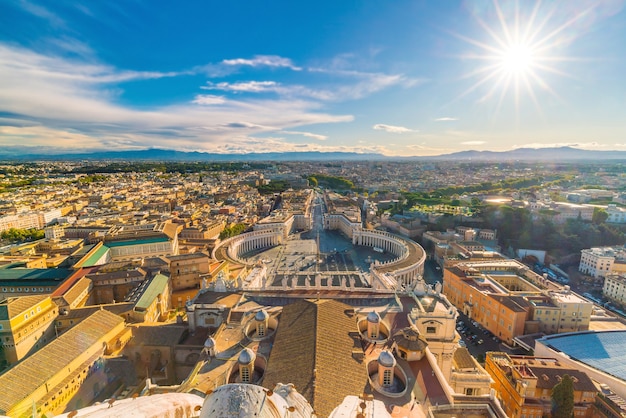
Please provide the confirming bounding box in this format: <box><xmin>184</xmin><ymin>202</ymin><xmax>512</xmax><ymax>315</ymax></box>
<box><xmin>1</xmin><ymin>0</ymin><xmax>625</xmax><ymax>156</ymax></box>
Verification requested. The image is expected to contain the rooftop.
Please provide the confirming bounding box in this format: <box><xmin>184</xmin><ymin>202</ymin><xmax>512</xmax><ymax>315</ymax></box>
<box><xmin>0</xmin><ymin>310</ymin><xmax>124</xmax><ymax>414</ymax></box>
<box><xmin>134</xmin><ymin>274</ymin><xmax>170</xmax><ymax>311</ymax></box>
<box><xmin>538</xmin><ymin>330</ymin><xmax>626</xmax><ymax>383</ymax></box>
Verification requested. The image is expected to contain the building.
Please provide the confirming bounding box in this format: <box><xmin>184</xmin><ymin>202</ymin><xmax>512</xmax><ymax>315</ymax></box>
<box><xmin>0</xmin><ymin>310</ymin><xmax>128</xmax><ymax>418</ymax></box>
<box><xmin>168</xmin><ymin>252</ymin><xmax>211</xmax><ymax>290</ymax></box>
<box><xmin>534</xmin><ymin>331</ymin><xmax>626</xmax><ymax>401</ymax></box>
<box><xmin>443</xmin><ymin>261</ymin><xmax>592</xmax><ymax>344</ymax></box>
<box><xmin>261</xmin><ymin>299</ymin><xmax>370</xmax><ymax>417</ymax></box>
<box><xmin>0</xmin><ymin>295</ymin><xmax>58</xmax><ymax>367</ymax></box>
<box><xmin>579</xmin><ymin>247</ymin><xmax>624</xmax><ymax>278</ymax></box>
<box><xmin>607</xmin><ymin>204</ymin><xmax>626</xmax><ymax>224</ymax></box>
<box><xmin>485</xmin><ymin>352</ymin><xmax>597</xmax><ymax>418</ymax></box>
<box><xmin>603</xmin><ymin>273</ymin><xmax>626</xmax><ymax>307</ymax></box>
<box><xmin>0</xmin><ymin>266</ymin><xmax>72</xmax><ymax>300</ymax></box>
<box><xmin>125</xmin><ymin>273</ymin><xmax>172</xmax><ymax>323</ymax></box>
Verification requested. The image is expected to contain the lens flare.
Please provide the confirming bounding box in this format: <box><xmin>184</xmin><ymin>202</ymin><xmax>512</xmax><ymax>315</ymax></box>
<box><xmin>450</xmin><ymin>0</ymin><xmax>591</xmax><ymax>118</ymax></box>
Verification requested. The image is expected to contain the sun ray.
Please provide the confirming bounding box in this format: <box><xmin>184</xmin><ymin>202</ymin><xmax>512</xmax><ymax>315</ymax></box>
<box><xmin>493</xmin><ymin>0</ymin><xmax>514</xmax><ymax>46</ymax></box>
<box><xmin>452</xmin><ymin>0</ymin><xmax>593</xmax><ymax>118</ymax></box>
<box><xmin>532</xmin><ymin>7</ymin><xmax>594</xmax><ymax>51</ymax></box>
<box><xmin>521</xmin><ymin>0</ymin><xmax>542</xmax><ymax>43</ymax></box>
<box><xmin>521</xmin><ymin>72</ymin><xmax>544</xmax><ymax>118</ymax></box>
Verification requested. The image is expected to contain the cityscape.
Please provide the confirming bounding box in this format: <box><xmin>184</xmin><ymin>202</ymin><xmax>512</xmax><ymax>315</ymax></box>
<box><xmin>2</xmin><ymin>1</ymin><xmax>626</xmax><ymax>418</ymax></box>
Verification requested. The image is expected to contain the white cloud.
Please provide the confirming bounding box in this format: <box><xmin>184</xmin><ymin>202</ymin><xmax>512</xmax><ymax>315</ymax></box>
<box><xmin>373</xmin><ymin>124</ymin><xmax>415</xmax><ymax>134</ymax></box>
<box><xmin>222</xmin><ymin>55</ymin><xmax>302</xmax><ymax>71</ymax></box>
<box><xmin>281</xmin><ymin>130</ymin><xmax>328</xmax><ymax>141</ymax></box>
<box><xmin>0</xmin><ymin>43</ymin><xmax>353</xmax><ymax>152</ymax></box>
<box><xmin>461</xmin><ymin>141</ymin><xmax>486</xmax><ymax>145</ymax></box>
<box><xmin>203</xmin><ymin>81</ymin><xmax>280</xmax><ymax>93</ymax></box>
<box><xmin>435</xmin><ymin>117</ymin><xmax>458</xmax><ymax>122</ymax></box>
<box><xmin>192</xmin><ymin>94</ymin><xmax>226</xmax><ymax>105</ymax></box>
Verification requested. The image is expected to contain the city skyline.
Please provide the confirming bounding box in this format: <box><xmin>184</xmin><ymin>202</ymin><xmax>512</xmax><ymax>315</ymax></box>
<box><xmin>1</xmin><ymin>0</ymin><xmax>625</xmax><ymax>156</ymax></box>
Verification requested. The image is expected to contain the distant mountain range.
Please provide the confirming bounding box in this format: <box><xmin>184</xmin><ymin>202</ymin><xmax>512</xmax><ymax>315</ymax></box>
<box><xmin>2</xmin><ymin>146</ymin><xmax>625</xmax><ymax>162</ymax></box>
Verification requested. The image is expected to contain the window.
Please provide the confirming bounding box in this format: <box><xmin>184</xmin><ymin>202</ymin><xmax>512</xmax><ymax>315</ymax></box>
<box><xmin>383</xmin><ymin>369</ymin><xmax>393</xmax><ymax>386</ymax></box>
<box><xmin>241</xmin><ymin>366</ymin><xmax>250</xmax><ymax>383</ymax></box>
<box><xmin>426</xmin><ymin>326</ymin><xmax>436</xmax><ymax>334</ymax></box>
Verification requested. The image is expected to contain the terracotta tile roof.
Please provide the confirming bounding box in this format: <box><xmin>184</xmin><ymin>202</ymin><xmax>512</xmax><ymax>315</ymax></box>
<box><xmin>262</xmin><ymin>299</ymin><xmax>368</xmax><ymax>417</ymax></box>
<box><xmin>529</xmin><ymin>365</ymin><xmax>597</xmax><ymax>392</ymax></box>
<box><xmin>0</xmin><ymin>310</ymin><xmax>124</xmax><ymax>414</ymax></box>
<box><xmin>60</xmin><ymin>276</ymin><xmax>92</xmax><ymax>306</ymax></box>
<box><xmin>490</xmin><ymin>294</ymin><xmax>532</xmax><ymax>313</ymax></box>
<box><xmin>1</xmin><ymin>295</ymin><xmax>48</xmax><ymax>318</ymax></box>
<box><xmin>130</xmin><ymin>324</ymin><xmax>187</xmax><ymax>346</ymax></box>
<box><xmin>61</xmin><ymin>302</ymin><xmax>134</xmax><ymax>320</ymax></box>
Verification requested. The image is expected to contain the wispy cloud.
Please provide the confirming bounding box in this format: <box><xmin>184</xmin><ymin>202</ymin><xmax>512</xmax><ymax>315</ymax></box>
<box><xmin>18</xmin><ymin>0</ymin><xmax>65</xmax><ymax>28</ymax></box>
<box><xmin>281</xmin><ymin>130</ymin><xmax>328</xmax><ymax>141</ymax></box>
<box><xmin>434</xmin><ymin>117</ymin><xmax>458</xmax><ymax>122</ymax></box>
<box><xmin>373</xmin><ymin>124</ymin><xmax>415</xmax><ymax>134</ymax></box>
<box><xmin>460</xmin><ymin>141</ymin><xmax>486</xmax><ymax>145</ymax></box>
<box><xmin>222</xmin><ymin>55</ymin><xmax>302</xmax><ymax>71</ymax></box>
<box><xmin>0</xmin><ymin>43</ymin><xmax>353</xmax><ymax>152</ymax></box>
<box><xmin>192</xmin><ymin>95</ymin><xmax>226</xmax><ymax>105</ymax></box>
<box><xmin>203</xmin><ymin>81</ymin><xmax>280</xmax><ymax>93</ymax></box>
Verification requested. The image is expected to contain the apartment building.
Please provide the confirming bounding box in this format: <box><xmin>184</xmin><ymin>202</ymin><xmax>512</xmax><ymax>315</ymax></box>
<box><xmin>579</xmin><ymin>247</ymin><xmax>626</xmax><ymax>278</ymax></box>
<box><xmin>603</xmin><ymin>273</ymin><xmax>626</xmax><ymax>307</ymax></box>
<box><xmin>606</xmin><ymin>204</ymin><xmax>626</xmax><ymax>224</ymax></box>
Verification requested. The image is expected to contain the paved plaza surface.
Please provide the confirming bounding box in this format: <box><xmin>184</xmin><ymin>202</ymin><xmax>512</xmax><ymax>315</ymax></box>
<box><xmin>242</xmin><ymin>193</ymin><xmax>396</xmax><ymax>287</ymax></box>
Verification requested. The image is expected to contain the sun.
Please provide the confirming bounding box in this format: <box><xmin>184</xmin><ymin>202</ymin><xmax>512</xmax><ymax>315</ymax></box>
<box><xmin>452</xmin><ymin>0</ymin><xmax>590</xmax><ymax>114</ymax></box>
<box><xmin>500</xmin><ymin>43</ymin><xmax>534</xmax><ymax>74</ymax></box>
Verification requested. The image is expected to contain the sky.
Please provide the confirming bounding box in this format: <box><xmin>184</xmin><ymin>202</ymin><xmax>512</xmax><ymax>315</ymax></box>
<box><xmin>1</xmin><ymin>0</ymin><xmax>625</xmax><ymax>156</ymax></box>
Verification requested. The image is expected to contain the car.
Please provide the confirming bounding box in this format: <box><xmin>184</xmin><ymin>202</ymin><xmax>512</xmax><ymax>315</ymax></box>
<box><xmin>477</xmin><ymin>339</ymin><xmax>484</xmax><ymax>345</ymax></box>
<box><xmin>458</xmin><ymin>340</ymin><xmax>467</xmax><ymax>347</ymax></box>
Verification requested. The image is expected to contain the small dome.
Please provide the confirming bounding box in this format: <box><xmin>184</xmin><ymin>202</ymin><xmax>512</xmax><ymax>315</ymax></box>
<box><xmin>255</xmin><ymin>309</ymin><xmax>269</xmax><ymax>322</ymax></box>
<box><xmin>377</xmin><ymin>350</ymin><xmax>396</xmax><ymax>368</ymax></box>
<box><xmin>204</xmin><ymin>337</ymin><xmax>216</xmax><ymax>349</ymax></box>
<box><xmin>367</xmin><ymin>311</ymin><xmax>380</xmax><ymax>324</ymax></box>
<box><xmin>238</xmin><ymin>348</ymin><xmax>256</xmax><ymax>365</ymax></box>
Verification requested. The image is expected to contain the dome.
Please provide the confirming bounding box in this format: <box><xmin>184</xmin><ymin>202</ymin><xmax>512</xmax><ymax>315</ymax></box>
<box><xmin>377</xmin><ymin>350</ymin><xmax>396</xmax><ymax>368</ymax></box>
<box><xmin>255</xmin><ymin>309</ymin><xmax>269</xmax><ymax>322</ymax></box>
<box><xmin>238</xmin><ymin>348</ymin><xmax>256</xmax><ymax>365</ymax></box>
<box><xmin>204</xmin><ymin>337</ymin><xmax>216</xmax><ymax>349</ymax></box>
<box><xmin>367</xmin><ymin>311</ymin><xmax>380</xmax><ymax>324</ymax></box>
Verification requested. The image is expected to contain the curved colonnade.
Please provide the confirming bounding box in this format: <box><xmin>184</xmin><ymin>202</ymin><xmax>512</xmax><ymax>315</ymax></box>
<box><xmin>213</xmin><ymin>229</ymin><xmax>283</xmax><ymax>266</ymax></box>
<box><xmin>213</xmin><ymin>217</ymin><xmax>426</xmax><ymax>290</ymax></box>
<box><xmin>352</xmin><ymin>228</ymin><xmax>426</xmax><ymax>289</ymax></box>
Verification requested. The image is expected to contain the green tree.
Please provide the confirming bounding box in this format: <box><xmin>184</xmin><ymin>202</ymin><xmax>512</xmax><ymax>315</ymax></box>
<box><xmin>592</xmin><ymin>207</ymin><xmax>609</xmax><ymax>225</ymax></box>
<box><xmin>1</xmin><ymin>228</ymin><xmax>44</xmax><ymax>243</ymax></box>
<box><xmin>308</xmin><ymin>176</ymin><xmax>318</xmax><ymax>187</ymax></box>
<box><xmin>219</xmin><ymin>223</ymin><xmax>247</xmax><ymax>240</ymax></box>
<box><xmin>551</xmin><ymin>374</ymin><xmax>574</xmax><ymax>418</ymax></box>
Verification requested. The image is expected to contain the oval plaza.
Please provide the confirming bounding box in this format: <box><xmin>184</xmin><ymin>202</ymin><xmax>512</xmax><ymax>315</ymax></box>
<box><xmin>213</xmin><ymin>190</ymin><xmax>427</xmax><ymax>294</ymax></box>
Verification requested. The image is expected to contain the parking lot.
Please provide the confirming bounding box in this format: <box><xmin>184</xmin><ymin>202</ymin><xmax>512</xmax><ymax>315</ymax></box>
<box><xmin>456</xmin><ymin>311</ymin><xmax>529</xmax><ymax>359</ymax></box>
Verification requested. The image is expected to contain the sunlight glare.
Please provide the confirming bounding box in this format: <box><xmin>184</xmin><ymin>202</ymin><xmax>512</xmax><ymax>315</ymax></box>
<box><xmin>501</xmin><ymin>43</ymin><xmax>534</xmax><ymax>74</ymax></box>
<box><xmin>452</xmin><ymin>0</ymin><xmax>591</xmax><ymax>117</ymax></box>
